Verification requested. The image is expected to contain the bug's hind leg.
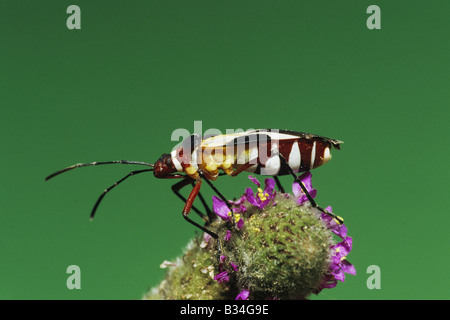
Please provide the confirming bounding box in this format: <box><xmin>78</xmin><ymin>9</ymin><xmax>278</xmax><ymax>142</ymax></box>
<box><xmin>273</xmin><ymin>176</ymin><xmax>285</xmax><ymax>193</ymax></box>
<box><xmin>278</xmin><ymin>155</ymin><xmax>344</xmax><ymax>224</ymax></box>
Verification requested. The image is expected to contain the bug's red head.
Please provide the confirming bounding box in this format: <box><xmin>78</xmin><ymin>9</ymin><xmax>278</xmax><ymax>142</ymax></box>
<box><xmin>153</xmin><ymin>153</ymin><xmax>177</xmax><ymax>178</ymax></box>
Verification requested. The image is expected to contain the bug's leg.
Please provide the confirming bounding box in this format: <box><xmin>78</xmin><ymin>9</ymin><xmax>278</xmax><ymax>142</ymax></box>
<box><xmin>171</xmin><ymin>178</ymin><xmax>212</xmax><ymax>222</ymax></box>
<box><xmin>229</xmin><ymin>158</ymin><xmax>284</xmax><ymax>194</ymax></box>
<box><xmin>193</xmin><ymin>181</ymin><xmax>215</xmax><ymax>222</ymax></box>
<box><xmin>279</xmin><ymin>155</ymin><xmax>344</xmax><ymax>224</ymax></box>
<box><xmin>90</xmin><ymin>168</ymin><xmax>154</xmax><ymax>220</ymax></box>
<box><xmin>273</xmin><ymin>176</ymin><xmax>285</xmax><ymax>193</ymax></box>
<box><xmin>229</xmin><ymin>162</ymin><xmax>257</xmax><ymax>177</ymax></box>
<box><xmin>230</xmin><ymin>160</ymin><xmax>285</xmax><ymax>193</ymax></box>
<box><xmin>198</xmin><ymin>170</ymin><xmax>236</xmax><ymax>226</ymax></box>
<box><xmin>182</xmin><ymin>178</ymin><xmax>222</xmax><ymax>262</ymax></box>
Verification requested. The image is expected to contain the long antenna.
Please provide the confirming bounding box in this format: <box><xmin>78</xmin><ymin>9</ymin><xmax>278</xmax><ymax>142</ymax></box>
<box><xmin>90</xmin><ymin>168</ymin><xmax>154</xmax><ymax>220</ymax></box>
<box><xmin>45</xmin><ymin>160</ymin><xmax>155</xmax><ymax>220</ymax></box>
<box><xmin>45</xmin><ymin>160</ymin><xmax>154</xmax><ymax>181</ymax></box>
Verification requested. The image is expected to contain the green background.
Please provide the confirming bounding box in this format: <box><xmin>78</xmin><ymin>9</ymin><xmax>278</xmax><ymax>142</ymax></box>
<box><xmin>1</xmin><ymin>1</ymin><xmax>448</xmax><ymax>300</ymax></box>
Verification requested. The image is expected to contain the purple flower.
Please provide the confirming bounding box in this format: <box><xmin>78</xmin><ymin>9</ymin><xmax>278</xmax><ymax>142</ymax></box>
<box><xmin>292</xmin><ymin>172</ymin><xmax>317</xmax><ymax>205</ymax></box>
<box><xmin>327</xmin><ymin>237</ymin><xmax>356</xmax><ymax>283</ymax></box>
<box><xmin>245</xmin><ymin>176</ymin><xmax>276</xmax><ymax>209</ymax></box>
<box><xmin>212</xmin><ymin>196</ymin><xmax>233</xmax><ymax>222</ymax></box>
<box><xmin>317</xmin><ymin>274</ymin><xmax>338</xmax><ymax>290</ymax></box>
<box><xmin>320</xmin><ymin>206</ymin><xmax>347</xmax><ymax>240</ymax></box>
<box><xmin>224</xmin><ymin>230</ymin><xmax>232</xmax><ymax>241</ymax></box>
<box><xmin>214</xmin><ymin>271</ymin><xmax>230</xmax><ymax>283</ymax></box>
<box><xmin>230</xmin><ymin>261</ymin><xmax>239</xmax><ymax>272</ymax></box>
<box><xmin>229</xmin><ymin>195</ymin><xmax>247</xmax><ymax>214</ymax></box>
<box><xmin>235</xmin><ymin>289</ymin><xmax>250</xmax><ymax>300</ymax></box>
<box><xmin>315</xmin><ymin>204</ymin><xmax>355</xmax><ymax>293</ymax></box>
<box><xmin>317</xmin><ymin>239</ymin><xmax>355</xmax><ymax>293</ymax></box>
<box><xmin>212</xmin><ymin>196</ymin><xmax>245</xmax><ymax>229</ymax></box>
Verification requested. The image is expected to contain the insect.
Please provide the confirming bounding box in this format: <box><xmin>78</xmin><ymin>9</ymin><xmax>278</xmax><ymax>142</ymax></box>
<box><xmin>45</xmin><ymin>129</ymin><xmax>343</xmax><ymax>256</ymax></box>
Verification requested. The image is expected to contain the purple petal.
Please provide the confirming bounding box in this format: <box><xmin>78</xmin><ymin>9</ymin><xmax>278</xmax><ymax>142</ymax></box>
<box><xmin>320</xmin><ymin>278</ymin><xmax>338</xmax><ymax>289</ymax></box>
<box><xmin>214</xmin><ymin>271</ymin><xmax>230</xmax><ymax>283</ymax></box>
<box><xmin>332</xmin><ymin>242</ymin><xmax>351</xmax><ymax>258</ymax></box>
<box><xmin>341</xmin><ymin>259</ymin><xmax>356</xmax><ymax>275</ymax></box>
<box><xmin>263</xmin><ymin>178</ymin><xmax>276</xmax><ymax>195</ymax></box>
<box><xmin>236</xmin><ymin>218</ymin><xmax>244</xmax><ymax>229</ymax></box>
<box><xmin>230</xmin><ymin>261</ymin><xmax>239</xmax><ymax>272</ymax></box>
<box><xmin>230</xmin><ymin>195</ymin><xmax>247</xmax><ymax>206</ymax></box>
<box><xmin>299</xmin><ymin>172</ymin><xmax>313</xmax><ymax>190</ymax></box>
<box><xmin>342</xmin><ymin>236</ymin><xmax>353</xmax><ymax>252</ymax></box>
<box><xmin>212</xmin><ymin>196</ymin><xmax>232</xmax><ymax>221</ymax></box>
<box><xmin>321</xmin><ymin>206</ymin><xmax>348</xmax><ymax>239</ymax></box>
<box><xmin>296</xmin><ymin>194</ymin><xmax>308</xmax><ymax>205</ymax></box>
<box><xmin>233</xmin><ymin>203</ymin><xmax>247</xmax><ymax>214</ymax></box>
<box><xmin>258</xmin><ymin>198</ymin><xmax>271</xmax><ymax>209</ymax></box>
<box><xmin>296</xmin><ymin>189</ymin><xmax>317</xmax><ymax>205</ymax></box>
<box><xmin>321</xmin><ymin>212</ymin><xmax>332</xmax><ymax>224</ymax></box>
<box><xmin>333</xmin><ymin>224</ymin><xmax>348</xmax><ymax>239</ymax></box>
<box><xmin>292</xmin><ymin>181</ymin><xmax>302</xmax><ymax>198</ymax></box>
<box><xmin>224</xmin><ymin>230</ymin><xmax>232</xmax><ymax>241</ymax></box>
<box><xmin>248</xmin><ymin>175</ymin><xmax>261</xmax><ymax>187</ymax></box>
<box><xmin>329</xmin><ymin>259</ymin><xmax>342</xmax><ymax>271</ymax></box>
<box><xmin>235</xmin><ymin>289</ymin><xmax>250</xmax><ymax>300</ymax></box>
<box><xmin>292</xmin><ymin>173</ymin><xmax>317</xmax><ymax>205</ymax></box>
<box><xmin>333</xmin><ymin>269</ymin><xmax>346</xmax><ymax>282</ymax></box>
<box><xmin>245</xmin><ymin>188</ymin><xmax>260</xmax><ymax>207</ymax></box>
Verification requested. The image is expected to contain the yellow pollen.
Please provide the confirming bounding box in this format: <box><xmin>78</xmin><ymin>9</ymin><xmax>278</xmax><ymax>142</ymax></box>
<box><xmin>234</xmin><ymin>214</ymin><xmax>241</xmax><ymax>223</ymax></box>
<box><xmin>257</xmin><ymin>188</ymin><xmax>269</xmax><ymax>201</ymax></box>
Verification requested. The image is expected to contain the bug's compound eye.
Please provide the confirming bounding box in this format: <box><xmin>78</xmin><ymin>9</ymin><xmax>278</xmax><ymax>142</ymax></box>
<box><xmin>164</xmin><ymin>155</ymin><xmax>177</xmax><ymax>172</ymax></box>
<box><xmin>153</xmin><ymin>159</ymin><xmax>164</xmax><ymax>178</ymax></box>
<box><xmin>153</xmin><ymin>155</ymin><xmax>168</xmax><ymax>178</ymax></box>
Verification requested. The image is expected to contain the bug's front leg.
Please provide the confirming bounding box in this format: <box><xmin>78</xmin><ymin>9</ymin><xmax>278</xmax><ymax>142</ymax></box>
<box><xmin>182</xmin><ymin>178</ymin><xmax>222</xmax><ymax>262</ymax></box>
<box><xmin>171</xmin><ymin>177</ymin><xmax>214</xmax><ymax>222</ymax></box>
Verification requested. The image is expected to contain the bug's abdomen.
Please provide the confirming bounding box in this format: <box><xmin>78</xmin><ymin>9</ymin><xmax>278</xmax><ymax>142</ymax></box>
<box><xmin>240</xmin><ymin>138</ymin><xmax>333</xmax><ymax>176</ymax></box>
<box><xmin>277</xmin><ymin>138</ymin><xmax>333</xmax><ymax>174</ymax></box>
